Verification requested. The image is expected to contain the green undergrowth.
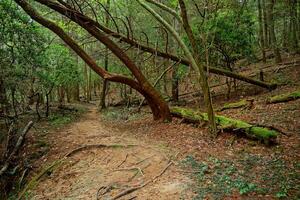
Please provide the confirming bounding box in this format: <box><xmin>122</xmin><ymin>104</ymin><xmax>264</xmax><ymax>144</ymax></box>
<box><xmin>48</xmin><ymin>105</ymin><xmax>86</xmax><ymax>126</ymax></box>
<box><xmin>182</xmin><ymin>154</ymin><xmax>300</xmax><ymax>200</ymax></box>
<box><xmin>101</xmin><ymin>107</ymin><xmax>145</xmax><ymax>121</ymax></box>
<box><xmin>271</xmin><ymin>72</ymin><xmax>295</xmax><ymax>86</ymax></box>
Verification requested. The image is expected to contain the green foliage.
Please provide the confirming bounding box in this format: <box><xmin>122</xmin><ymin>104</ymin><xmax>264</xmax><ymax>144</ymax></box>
<box><xmin>48</xmin><ymin>106</ymin><xmax>86</xmax><ymax>126</ymax></box>
<box><xmin>271</xmin><ymin>72</ymin><xmax>295</xmax><ymax>86</ymax></box>
<box><xmin>182</xmin><ymin>154</ymin><xmax>300</xmax><ymax>199</ymax></box>
<box><xmin>207</xmin><ymin>9</ymin><xmax>255</xmax><ymax>64</ymax></box>
<box><xmin>101</xmin><ymin>107</ymin><xmax>145</xmax><ymax>121</ymax></box>
<box><xmin>37</xmin><ymin>44</ymin><xmax>83</xmax><ymax>89</ymax></box>
<box><xmin>0</xmin><ymin>0</ymin><xmax>47</xmax><ymax>89</ymax></box>
<box><xmin>48</xmin><ymin>114</ymin><xmax>72</xmax><ymax>126</ymax></box>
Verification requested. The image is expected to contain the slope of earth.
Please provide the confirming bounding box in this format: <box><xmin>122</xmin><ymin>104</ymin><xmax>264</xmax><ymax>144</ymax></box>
<box><xmin>103</xmin><ymin>65</ymin><xmax>300</xmax><ymax>199</ymax></box>
<box><xmin>27</xmin><ymin>107</ymin><xmax>195</xmax><ymax>200</ymax></box>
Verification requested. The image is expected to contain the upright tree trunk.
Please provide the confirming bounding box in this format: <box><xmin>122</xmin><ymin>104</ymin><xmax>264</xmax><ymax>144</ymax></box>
<box><xmin>11</xmin><ymin>88</ymin><xmax>18</xmax><ymax>118</ymax></box>
<box><xmin>83</xmin><ymin>62</ymin><xmax>88</xmax><ymax>102</ymax></box>
<box><xmin>171</xmin><ymin>69</ymin><xmax>179</xmax><ymax>102</ymax></box>
<box><xmin>99</xmin><ymin>0</ymin><xmax>110</xmax><ymax>110</ymax></box>
<box><xmin>178</xmin><ymin>0</ymin><xmax>217</xmax><ymax>134</ymax></box>
<box><xmin>171</xmin><ymin>15</ymin><xmax>180</xmax><ymax>102</ymax></box>
<box><xmin>267</xmin><ymin>0</ymin><xmax>282</xmax><ymax>63</ymax></box>
<box><xmin>88</xmin><ymin>68</ymin><xmax>92</xmax><ymax>101</ymax></box>
<box><xmin>258</xmin><ymin>0</ymin><xmax>266</xmax><ymax>63</ymax></box>
<box><xmin>0</xmin><ymin>79</ymin><xmax>7</xmax><ymax>116</ymax></box>
<box><xmin>289</xmin><ymin>0</ymin><xmax>299</xmax><ymax>53</ymax></box>
<box><xmin>262</xmin><ymin>0</ymin><xmax>269</xmax><ymax>48</ymax></box>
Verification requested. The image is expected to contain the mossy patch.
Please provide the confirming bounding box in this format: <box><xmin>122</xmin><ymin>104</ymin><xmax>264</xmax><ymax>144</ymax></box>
<box><xmin>267</xmin><ymin>90</ymin><xmax>300</xmax><ymax>104</ymax></box>
<box><xmin>171</xmin><ymin>107</ymin><xmax>278</xmax><ymax>143</ymax></box>
<box><xmin>219</xmin><ymin>99</ymin><xmax>248</xmax><ymax>111</ymax></box>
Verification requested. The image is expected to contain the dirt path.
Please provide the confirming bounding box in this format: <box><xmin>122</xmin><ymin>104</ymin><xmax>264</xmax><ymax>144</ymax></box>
<box><xmin>31</xmin><ymin>106</ymin><xmax>193</xmax><ymax>200</ymax></box>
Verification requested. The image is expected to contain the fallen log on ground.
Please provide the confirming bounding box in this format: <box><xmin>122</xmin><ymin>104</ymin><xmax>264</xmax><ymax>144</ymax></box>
<box><xmin>170</xmin><ymin>107</ymin><xmax>278</xmax><ymax>144</ymax></box>
<box><xmin>266</xmin><ymin>90</ymin><xmax>300</xmax><ymax>104</ymax></box>
<box><xmin>219</xmin><ymin>99</ymin><xmax>254</xmax><ymax>111</ymax></box>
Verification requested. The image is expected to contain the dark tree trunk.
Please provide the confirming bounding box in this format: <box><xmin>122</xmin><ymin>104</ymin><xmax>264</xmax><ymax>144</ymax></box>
<box><xmin>11</xmin><ymin>88</ymin><xmax>18</xmax><ymax>118</ymax></box>
<box><xmin>289</xmin><ymin>0</ymin><xmax>299</xmax><ymax>53</ymax></box>
<box><xmin>258</xmin><ymin>0</ymin><xmax>266</xmax><ymax>63</ymax></box>
<box><xmin>171</xmin><ymin>68</ymin><xmax>179</xmax><ymax>102</ymax></box>
<box><xmin>267</xmin><ymin>0</ymin><xmax>282</xmax><ymax>63</ymax></box>
<box><xmin>36</xmin><ymin>93</ymin><xmax>41</xmax><ymax>120</ymax></box>
<box><xmin>0</xmin><ymin>79</ymin><xmax>7</xmax><ymax>116</ymax></box>
<box><xmin>99</xmin><ymin>0</ymin><xmax>110</xmax><ymax>110</ymax></box>
<box><xmin>46</xmin><ymin>93</ymin><xmax>49</xmax><ymax>117</ymax></box>
<box><xmin>262</xmin><ymin>0</ymin><xmax>269</xmax><ymax>48</ymax></box>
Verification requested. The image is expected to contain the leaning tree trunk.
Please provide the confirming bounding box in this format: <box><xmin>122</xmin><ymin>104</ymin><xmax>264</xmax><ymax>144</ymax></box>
<box><xmin>15</xmin><ymin>0</ymin><xmax>171</xmax><ymax>121</ymax></box>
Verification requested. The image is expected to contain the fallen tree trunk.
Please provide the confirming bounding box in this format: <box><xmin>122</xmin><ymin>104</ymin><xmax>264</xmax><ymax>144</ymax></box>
<box><xmin>170</xmin><ymin>107</ymin><xmax>278</xmax><ymax>144</ymax></box>
<box><xmin>219</xmin><ymin>99</ymin><xmax>254</xmax><ymax>111</ymax></box>
<box><xmin>266</xmin><ymin>90</ymin><xmax>300</xmax><ymax>104</ymax></box>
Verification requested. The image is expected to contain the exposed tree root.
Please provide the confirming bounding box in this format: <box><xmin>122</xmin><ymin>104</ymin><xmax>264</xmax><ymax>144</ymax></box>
<box><xmin>64</xmin><ymin>144</ymin><xmax>137</xmax><ymax>157</ymax></box>
<box><xmin>170</xmin><ymin>107</ymin><xmax>278</xmax><ymax>144</ymax></box>
<box><xmin>117</xmin><ymin>153</ymin><xmax>129</xmax><ymax>168</ymax></box>
<box><xmin>17</xmin><ymin>143</ymin><xmax>137</xmax><ymax>199</ymax></box>
<box><xmin>266</xmin><ymin>90</ymin><xmax>300</xmax><ymax>104</ymax></box>
<box><xmin>108</xmin><ymin>161</ymin><xmax>173</xmax><ymax>200</ymax></box>
<box><xmin>109</xmin><ymin>167</ymin><xmax>144</xmax><ymax>177</ymax></box>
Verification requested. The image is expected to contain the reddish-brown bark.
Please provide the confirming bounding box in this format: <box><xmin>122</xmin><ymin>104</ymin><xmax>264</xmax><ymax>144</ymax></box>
<box><xmin>14</xmin><ymin>0</ymin><xmax>171</xmax><ymax>121</ymax></box>
<box><xmin>34</xmin><ymin>0</ymin><xmax>276</xmax><ymax>90</ymax></box>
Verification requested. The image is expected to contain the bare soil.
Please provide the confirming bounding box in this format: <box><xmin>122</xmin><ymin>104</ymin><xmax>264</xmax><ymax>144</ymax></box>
<box><xmin>29</xmin><ymin>106</ymin><xmax>194</xmax><ymax>200</ymax></box>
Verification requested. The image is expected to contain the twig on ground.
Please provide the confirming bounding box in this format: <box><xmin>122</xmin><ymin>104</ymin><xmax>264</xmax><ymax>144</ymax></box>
<box><xmin>109</xmin><ymin>167</ymin><xmax>144</xmax><ymax>176</ymax></box>
<box><xmin>134</xmin><ymin>155</ymin><xmax>154</xmax><ymax>165</ymax></box>
<box><xmin>96</xmin><ymin>184</ymin><xmax>114</xmax><ymax>200</ymax></box>
<box><xmin>64</xmin><ymin>144</ymin><xmax>137</xmax><ymax>158</ymax></box>
<box><xmin>109</xmin><ymin>161</ymin><xmax>173</xmax><ymax>200</ymax></box>
<box><xmin>117</xmin><ymin>153</ymin><xmax>129</xmax><ymax>168</ymax></box>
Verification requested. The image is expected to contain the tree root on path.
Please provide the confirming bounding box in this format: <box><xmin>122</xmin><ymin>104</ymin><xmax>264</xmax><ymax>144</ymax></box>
<box><xmin>17</xmin><ymin>143</ymin><xmax>137</xmax><ymax>200</ymax></box>
<box><xmin>117</xmin><ymin>153</ymin><xmax>129</xmax><ymax>168</ymax></box>
<box><xmin>108</xmin><ymin>167</ymin><xmax>144</xmax><ymax>176</ymax></box>
<box><xmin>106</xmin><ymin>161</ymin><xmax>173</xmax><ymax>200</ymax></box>
<box><xmin>64</xmin><ymin>144</ymin><xmax>138</xmax><ymax>157</ymax></box>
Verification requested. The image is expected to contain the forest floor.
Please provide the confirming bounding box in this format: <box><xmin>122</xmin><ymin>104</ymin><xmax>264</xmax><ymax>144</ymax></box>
<box><xmin>28</xmin><ymin>106</ymin><xmax>195</xmax><ymax>200</ymax></box>
<box><xmin>23</xmin><ymin>61</ymin><xmax>300</xmax><ymax>200</ymax></box>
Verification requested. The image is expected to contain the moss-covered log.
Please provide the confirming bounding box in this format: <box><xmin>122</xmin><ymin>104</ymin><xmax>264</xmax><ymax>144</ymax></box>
<box><xmin>171</xmin><ymin>107</ymin><xmax>278</xmax><ymax>143</ymax></box>
<box><xmin>266</xmin><ymin>90</ymin><xmax>300</xmax><ymax>104</ymax></box>
<box><xmin>219</xmin><ymin>99</ymin><xmax>254</xmax><ymax>111</ymax></box>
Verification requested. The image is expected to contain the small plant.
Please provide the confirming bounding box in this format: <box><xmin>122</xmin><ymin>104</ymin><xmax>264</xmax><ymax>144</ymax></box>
<box><xmin>48</xmin><ymin>114</ymin><xmax>72</xmax><ymax>126</ymax></box>
<box><xmin>182</xmin><ymin>154</ymin><xmax>299</xmax><ymax>199</ymax></box>
<box><xmin>101</xmin><ymin>107</ymin><xmax>145</xmax><ymax>121</ymax></box>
